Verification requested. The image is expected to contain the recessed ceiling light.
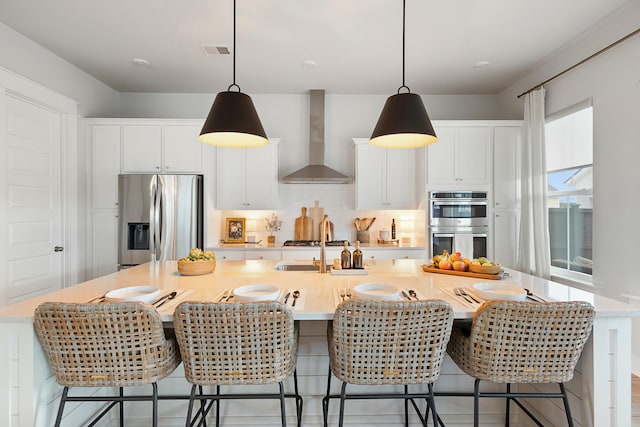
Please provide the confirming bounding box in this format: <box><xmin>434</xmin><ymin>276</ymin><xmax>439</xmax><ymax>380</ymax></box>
<box><xmin>132</xmin><ymin>58</ymin><xmax>150</xmax><ymax>67</ymax></box>
<box><xmin>302</xmin><ymin>60</ymin><xmax>317</xmax><ymax>69</ymax></box>
<box><xmin>473</xmin><ymin>61</ymin><xmax>490</xmax><ymax>69</ymax></box>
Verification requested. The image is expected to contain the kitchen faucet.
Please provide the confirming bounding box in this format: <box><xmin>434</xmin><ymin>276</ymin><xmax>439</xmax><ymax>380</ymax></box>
<box><xmin>319</xmin><ymin>214</ymin><xmax>329</xmax><ymax>273</ymax></box>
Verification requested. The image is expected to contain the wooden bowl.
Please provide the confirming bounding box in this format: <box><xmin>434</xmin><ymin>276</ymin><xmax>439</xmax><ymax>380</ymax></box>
<box><xmin>469</xmin><ymin>263</ymin><xmax>502</xmax><ymax>275</ymax></box>
<box><xmin>178</xmin><ymin>259</ymin><xmax>216</xmax><ymax>275</ymax></box>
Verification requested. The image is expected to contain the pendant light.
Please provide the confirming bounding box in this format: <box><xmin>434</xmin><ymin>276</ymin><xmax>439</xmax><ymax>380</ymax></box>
<box><xmin>369</xmin><ymin>0</ymin><xmax>437</xmax><ymax>148</ymax></box>
<box><xmin>198</xmin><ymin>0</ymin><xmax>268</xmax><ymax>148</ymax></box>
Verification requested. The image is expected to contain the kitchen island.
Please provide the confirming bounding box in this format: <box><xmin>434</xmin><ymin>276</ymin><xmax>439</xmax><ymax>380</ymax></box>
<box><xmin>0</xmin><ymin>260</ymin><xmax>636</xmax><ymax>426</ymax></box>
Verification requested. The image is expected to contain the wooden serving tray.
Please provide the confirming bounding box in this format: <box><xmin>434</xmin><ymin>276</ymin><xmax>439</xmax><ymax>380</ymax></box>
<box><xmin>421</xmin><ymin>264</ymin><xmax>504</xmax><ymax>280</ymax></box>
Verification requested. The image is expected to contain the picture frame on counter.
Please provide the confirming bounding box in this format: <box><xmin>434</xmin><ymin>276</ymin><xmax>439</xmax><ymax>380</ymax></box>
<box><xmin>225</xmin><ymin>217</ymin><xmax>246</xmax><ymax>242</ymax></box>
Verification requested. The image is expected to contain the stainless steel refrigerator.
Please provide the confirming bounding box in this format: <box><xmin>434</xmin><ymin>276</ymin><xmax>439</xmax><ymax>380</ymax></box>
<box><xmin>118</xmin><ymin>174</ymin><xmax>203</xmax><ymax>268</ymax></box>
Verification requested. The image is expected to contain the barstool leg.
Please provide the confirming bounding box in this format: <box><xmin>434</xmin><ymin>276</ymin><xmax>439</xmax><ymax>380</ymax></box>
<box><xmin>322</xmin><ymin>366</ymin><xmax>332</xmax><ymax>427</ymax></box>
<box><xmin>428</xmin><ymin>383</ymin><xmax>439</xmax><ymax>427</ymax></box>
<box><xmin>505</xmin><ymin>383</ymin><xmax>511</xmax><ymax>426</ymax></box>
<box><xmin>474</xmin><ymin>379</ymin><xmax>481</xmax><ymax>427</ymax></box>
<box><xmin>279</xmin><ymin>382</ymin><xmax>287</xmax><ymax>427</ymax></box>
<box><xmin>186</xmin><ymin>385</ymin><xmax>197</xmax><ymax>427</ymax></box>
<box><xmin>294</xmin><ymin>369</ymin><xmax>303</xmax><ymax>427</ymax></box>
<box><xmin>119</xmin><ymin>387</ymin><xmax>124</xmax><ymax>427</ymax></box>
<box><xmin>338</xmin><ymin>382</ymin><xmax>348</xmax><ymax>427</ymax></box>
<box><xmin>54</xmin><ymin>386</ymin><xmax>69</xmax><ymax>427</ymax></box>
<box><xmin>404</xmin><ymin>384</ymin><xmax>409</xmax><ymax>427</ymax></box>
<box><xmin>560</xmin><ymin>383</ymin><xmax>574</xmax><ymax>427</ymax></box>
<box><xmin>215</xmin><ymin>385</ymin><xmax>221</xmax><ymax>427</ymax></box>
<box><xmin>152</xmin><ymin>382</ymin><xmax>159</xmax><ymax>427</ymax></box>
<box><xmin>198</xmin><ymin>386</ymin><xmax>208</xmax><ymax>427</ymax></box>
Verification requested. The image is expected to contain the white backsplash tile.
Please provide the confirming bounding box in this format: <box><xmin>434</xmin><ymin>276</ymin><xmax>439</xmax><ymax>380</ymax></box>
<box><xmin>211</xmin><ymin>183</ymin><xmax>426</xmax><ymax>245</ymax></box>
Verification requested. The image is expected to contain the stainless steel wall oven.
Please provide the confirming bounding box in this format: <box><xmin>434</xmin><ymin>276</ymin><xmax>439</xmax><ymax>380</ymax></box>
<box><xmin>428</xmin><ymin>191</ymin><xmax>489</xmax><ymax>259</ymax></box>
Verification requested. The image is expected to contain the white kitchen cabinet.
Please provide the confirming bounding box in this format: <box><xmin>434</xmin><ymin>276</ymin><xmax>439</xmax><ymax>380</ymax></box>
<box><xmin>427</xmin><ymin>126</ymin><xmax>491</xmax><ymax>185</ymax></box>
<box><xmin>214</xmin><ymin>250</ymin><xmax>245</xmax><ymax>261</ymax></box>
<box><xmin>91</xmin><ymin>210</ymin><xmax>119</xmax><ymax>277</ymax></box>
<box><xmin>122</xmin><ymin>124</ymin><xmax>203</xmax><ymax>173</ymax></box>
<box><xmin>493</xmin><ymin>210</ymin><xmax>519</xmax><ymax>269</ymax></box>
<box><xmin>245</xmin><ymin>250</ymin><xmax>282</xmax><ymax>261</ymax></box>
<box><xmin>216</xmin><ymin>141</ymin><xmax>278</xmax><ymax>210</ymax></box>
<box><xmin>162</xmin><ymin>125</ymin><xmax>204</xmax><ymax>172</ymax></box>
<box><xmin>121</xmin><ymin>125</ymin><xmax>162</xmax><ymax>172</ymax></box>
<box><xmin>492</xmin><ymin>125</ymin><xmax>522</xmax><ymax>269</ymax></box>
<box><xmin>493</xmin><ymin>126</ymin><xmax>521</xmax><ymax>210</ymax></box>
<box><xmin>354</xmin><ymin>139</ymin><xmax>417</xmax><ymax>209</ymax></box>
<box><xmin>90</xmin><ymin>125</ymin><xmax>121</xmax><ymax>209</ymax></box>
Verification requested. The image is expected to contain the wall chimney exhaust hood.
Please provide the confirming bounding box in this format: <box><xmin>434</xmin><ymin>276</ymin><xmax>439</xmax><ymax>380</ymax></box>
<box><xmin>282</xmin><ymin>90</ymin><xmax>352</xmax><ymax>184</ymax></box>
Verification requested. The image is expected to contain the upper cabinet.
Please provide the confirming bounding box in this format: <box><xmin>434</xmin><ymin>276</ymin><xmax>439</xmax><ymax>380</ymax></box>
<box><xmin>493</xmin><ymin>126</ymin><xmax>521</xmax><ymax>210</ymax></box>
<box><xmin>90</xmin><ymin>125</ymin><xmax>121</xmax><ymax>209</ymax></box>
<box><xmin>216</xmin><ymin>141</ymin><xmax>279</xmax><ymax>210</ymax></box>
<box><xmin>427</xmin><ymin>126</ymin><xmax>491</xmax><ymax>185</ymax></box>
<box><xmin>354</xmin><ymin>139</ymin><xmax>418</xmax><ymax>210</ymax></box>
<box><xmin>122</xmin><ymin>124</ymin><xmax>203</xmax><ymax>173</ymax></box>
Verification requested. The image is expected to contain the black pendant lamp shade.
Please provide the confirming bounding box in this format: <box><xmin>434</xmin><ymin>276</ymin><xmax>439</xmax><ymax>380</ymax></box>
<box><xmin>369</xmin><ymin>0</ymin><xmax>437</xmax><ymax>148</ymax></box>
<box><xmin>370</xmin><ymin>92</ymin><xmax>436</xmax><ymax>148</ymax></box>
<box><xmin>198</xmin><ymin>0</ymin><xmax>268</xmax><ymax>148</ymax></box>
<box><xmin>198</xmin><ymin>90</ymin><xmax>268</xmax><ymax>148</ymax></box>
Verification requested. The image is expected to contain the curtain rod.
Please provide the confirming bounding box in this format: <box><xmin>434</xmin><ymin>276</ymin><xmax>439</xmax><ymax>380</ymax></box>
<box><xmin>517</xmin><ymin>27</ymin><xmax>640</xmax><ymax>98</ymax></box>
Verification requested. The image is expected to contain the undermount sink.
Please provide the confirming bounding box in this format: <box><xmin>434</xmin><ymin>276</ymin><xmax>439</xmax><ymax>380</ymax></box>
<box><xmin>274</xmin><ymin>263</ymin><xmax>330</xmax><ymax>272</ymax></box>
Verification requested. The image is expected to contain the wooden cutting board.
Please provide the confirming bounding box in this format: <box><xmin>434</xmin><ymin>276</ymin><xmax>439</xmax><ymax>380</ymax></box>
<box><xmin>421</xmin><ymin>264</ymin><xmax>505</xmax><ymax>280</ymax></box>
<box><xmin>308</xmin><ymin>200</ymin><xmax>324</xmax><ymax>240</ymax></box>
<box><xmin>294</xmin><ymin>207</ymin><xmax>312</xmax><ymax>240</ymax></box>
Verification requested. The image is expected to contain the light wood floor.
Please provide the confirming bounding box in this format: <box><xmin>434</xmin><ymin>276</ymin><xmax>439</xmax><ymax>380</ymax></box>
<box><xmin>633</xmin><ymin>375</ymin><xmax>640</xmax><ymax>426</ymax></box>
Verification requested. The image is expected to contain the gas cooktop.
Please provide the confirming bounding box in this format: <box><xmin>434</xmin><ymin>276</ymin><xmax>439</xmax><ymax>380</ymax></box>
<box><xmin>282</xmin><ymin>240</ymin><xmax>349</xmax><ymax>247</ymax></box>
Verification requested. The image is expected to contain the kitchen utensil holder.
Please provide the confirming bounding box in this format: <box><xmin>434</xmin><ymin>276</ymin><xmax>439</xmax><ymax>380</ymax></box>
<box><xmin>356</xmin><ymin>230</ymin><xmax>369</xmax><ymax>243</ymax></box>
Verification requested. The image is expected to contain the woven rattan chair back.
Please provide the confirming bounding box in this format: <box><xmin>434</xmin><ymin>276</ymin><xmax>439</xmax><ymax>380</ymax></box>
<box><xmin>34</xmin><ymin>302</ymin><xmax>181</xmax><ymax>388</ymax></box>
<box><xmin>329</xmin><ymin>299</ymin><xmax>454</xmax><ymax>386</ymax></box>
<box><xmin>448</xmin><ymin>300</ymin><xmax>595</xmax><ymax>384</ymax></box>
<box><xmin>173</xmin><ymin>301</ymin><xmax>298</xmax><ymax>386</ymax></box>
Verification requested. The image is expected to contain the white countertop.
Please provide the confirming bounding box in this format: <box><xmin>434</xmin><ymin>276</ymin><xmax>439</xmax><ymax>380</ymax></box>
<box><xmin>0</xmin><ymin>260</ymin><xmax>636</xmax><ymax>323</ymax></box>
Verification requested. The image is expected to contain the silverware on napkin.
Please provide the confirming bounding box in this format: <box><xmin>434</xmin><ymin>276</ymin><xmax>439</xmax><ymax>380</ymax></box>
<box><xmin>153</xmin><ymin>291</ymin><xmax>177</xmax><ymax>308</ymax></box>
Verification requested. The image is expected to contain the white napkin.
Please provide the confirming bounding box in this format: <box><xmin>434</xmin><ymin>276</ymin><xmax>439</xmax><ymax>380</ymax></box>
<box><xmin>440</xmin><ymin>287</ymin><xmax>480</xmax><ymax>308</ymax></box>
<box><xmin>155</xmin><ymin>289</ymin><xmax>194</xmax><ymax>313</ymax></box>
<box><xmin>213</xmin><ymin>289</ymin><xmax>306</xmax><ymax>310</ymax></box>
<box><xmin>333</xmin><ymin>288</ymin><xmax>425</xmax><ymax>306</ymax></box>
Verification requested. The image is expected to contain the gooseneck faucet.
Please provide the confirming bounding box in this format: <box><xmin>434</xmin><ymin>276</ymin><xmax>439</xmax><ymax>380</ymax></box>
<box><xmin>319</xmin><ymin>214</ymin><xmax>329</xmax><ymax>273</ymax></box>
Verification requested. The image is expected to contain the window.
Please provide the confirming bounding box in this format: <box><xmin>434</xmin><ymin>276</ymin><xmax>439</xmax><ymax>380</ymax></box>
<box><xmin>545</xmin><ymin>102</ymin><xmax>593</xmax><ymax>279</ymax></box>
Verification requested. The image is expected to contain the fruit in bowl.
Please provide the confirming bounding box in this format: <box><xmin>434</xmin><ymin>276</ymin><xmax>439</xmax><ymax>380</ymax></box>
<box><xmin>178</xmin><ymin>248</ymin><xmax>216</xmax><ymax>275</ymax></box>
<box><xmin>469</xmin><ymin>257</ymin><xmax>502</xmax><ymax>275</ymax></box>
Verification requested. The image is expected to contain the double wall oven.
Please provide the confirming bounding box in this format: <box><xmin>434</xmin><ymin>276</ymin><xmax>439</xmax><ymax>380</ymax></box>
<box><xmin>428</xmin><ymin>191</ymin><xmax>489</xmax><ymax>259</ymax></box>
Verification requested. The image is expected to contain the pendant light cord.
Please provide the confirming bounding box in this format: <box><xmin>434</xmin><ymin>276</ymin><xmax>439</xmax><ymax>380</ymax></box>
<box><xmin>228</xmin><ymin>0</ymin><xmax>241</xmax><ymax>92</ymax></box>
<box><xmin>398</xmin><ymin>0</ymin><xmax>410</xmax><ymax>94</ymax></box>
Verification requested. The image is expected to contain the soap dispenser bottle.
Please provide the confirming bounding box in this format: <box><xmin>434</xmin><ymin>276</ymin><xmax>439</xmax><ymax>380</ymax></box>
<box><xmin>341</xmin><ymin>241</ymin><xmax>352</xmax><ymax>269</ymax></box>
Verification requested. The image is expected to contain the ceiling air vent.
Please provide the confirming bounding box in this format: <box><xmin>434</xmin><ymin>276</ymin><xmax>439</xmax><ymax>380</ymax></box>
<box><xmin>200</xmin><ymin>45</ymin><xmax>231</xmax><ymax>56</ymax></box>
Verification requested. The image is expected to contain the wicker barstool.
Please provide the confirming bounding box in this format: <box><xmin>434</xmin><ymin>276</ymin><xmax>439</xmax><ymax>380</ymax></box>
<box><xmin>323</xmin><ymin>299</ymin><xmax>454</xmax><ymax>427</ymax></box>
<box><xmin>446</xmin><ymin>300</ymin><xmax>595</xmax><ymax>427</ymax></box>
<box><xmin>33</xmin><ymin>302</ymin><xmax>182</xmax><ymax>427</ymax></box>
<box><xmin>173</xmin><ymin>301</ymin><xmax>302</xmax><ymax>427</ymax></box>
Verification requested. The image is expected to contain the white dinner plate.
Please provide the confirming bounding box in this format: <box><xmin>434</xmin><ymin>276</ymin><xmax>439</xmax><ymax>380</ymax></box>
<box><xmin>472</xmin><ymin>283</ymin><xmax>527</xmax><ymax>301</ymax></box>
<box><xmin>233</xmin><ymin>284</ymin><xmax>281</xmax><ymax>302</ymax></box>
<box><xmin>353</xmin><ymin>283</ymin><xmax>399</xmax><ymax>301</ymax></box>
<box><xmin>104</xmin><ymin>285</ymin><xmax>161</xmax><ymax>303</ymax></box>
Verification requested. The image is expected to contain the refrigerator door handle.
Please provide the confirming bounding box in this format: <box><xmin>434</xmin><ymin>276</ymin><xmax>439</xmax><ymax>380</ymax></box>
<box><xmin>151</xmin><ymin>175</ymin><xmax>160</xmax><ymax>262</ymax></box>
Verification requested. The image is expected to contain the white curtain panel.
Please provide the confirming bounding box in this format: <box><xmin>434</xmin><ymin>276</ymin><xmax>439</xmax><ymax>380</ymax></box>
<box><xmin>517</xmin><ymin>87</ymin><xmax>551</xmax><ymax>278</ymax></box>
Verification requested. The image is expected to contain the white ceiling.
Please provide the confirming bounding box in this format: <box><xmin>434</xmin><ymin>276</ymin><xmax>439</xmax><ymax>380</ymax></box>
<box><xmin>0</xmin><ymin>0</ymin><xmax>633</xmax><ymax>95</ymax></box>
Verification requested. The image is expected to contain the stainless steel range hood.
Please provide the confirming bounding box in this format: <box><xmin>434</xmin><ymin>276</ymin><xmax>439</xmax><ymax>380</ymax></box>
<box><xmin>282</xmin><ymin>90</ymin><xmax>352</xmax><ymax>184</ymax></box>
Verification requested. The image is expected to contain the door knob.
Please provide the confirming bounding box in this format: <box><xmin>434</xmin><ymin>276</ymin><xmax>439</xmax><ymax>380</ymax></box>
<box><xmin>54</xmin><ymin>246</ymin><xmax>64</xmax><ymax>252</ymax></box>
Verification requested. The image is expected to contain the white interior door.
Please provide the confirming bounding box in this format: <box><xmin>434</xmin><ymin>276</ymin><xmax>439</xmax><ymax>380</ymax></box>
<box><xmin>4</xmin><ymin>94</ymin><xmax>63</xmax><ymax>305</ymax></box>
